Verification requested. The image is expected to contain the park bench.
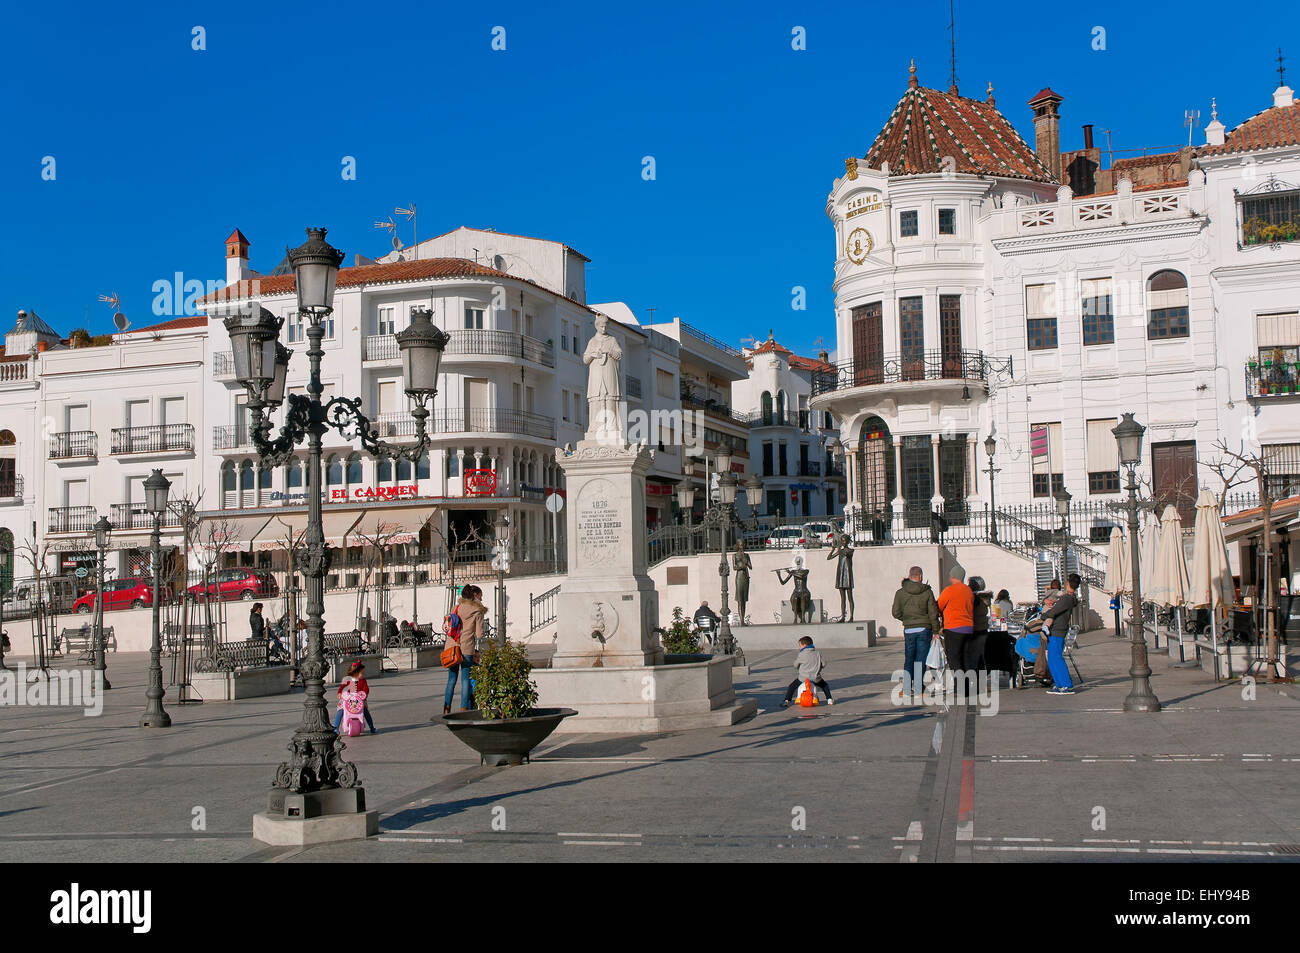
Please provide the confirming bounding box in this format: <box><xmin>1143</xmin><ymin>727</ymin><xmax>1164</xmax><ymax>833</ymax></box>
<box><xmin>384</xmin><ymin>623</ymin><xmax>446</xmax><ymax>649</ymax></box>
<box><xmin>195</xmin><ymin>638</ymin><xmax>277</xmax><ymax>673</ymax></box>
<box><xmin>323</xmin><ymin>632</ymin><xmax>364</xmax><ymax>659</ymax></box>
<box><xmin>55</xmin><ymin>625</ymin><xmax>116</xmax><ymax>661</ymax></box>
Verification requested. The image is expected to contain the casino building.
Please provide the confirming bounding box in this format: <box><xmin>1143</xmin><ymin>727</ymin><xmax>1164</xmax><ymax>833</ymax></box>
<box><xmin>812</xmin><ymin>62</ymin><xmax>1300</xmax><ymax>538</ymax></box>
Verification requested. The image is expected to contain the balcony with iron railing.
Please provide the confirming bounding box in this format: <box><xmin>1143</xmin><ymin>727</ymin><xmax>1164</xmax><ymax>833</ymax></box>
<box><xmin>0</xmin><ymin>474</ymin><xmax>24</xmax><ymax>501</ymax></box>
<box><xmin>49</xmin><ymin>431</ymin><xmax>98</xmax><ymax>460</ymax></box>
<box><xmin>626</xmin><ymin>375</ymin><xmax>642</xmax><ymax>399</ymax></box>
<box><xmin>430</xmin><ymin>408</ymin><xmax>557</xmax><ymax>441</ymax></box>
<box><xmin>111</xmin><ymin>423</ymin><xmax>195</xmax><ymax>455</ymax></box>
<box><xmin>48</xmin><ymin>505</ymin><xmax>96</xmax><ymax>534</ymax></box>
<box><xmin>214</xmin><ymin>351</ymin><xmax>234</xmax><ymax>379</ymax></box>
<box><xmin>212</xmin><ymin>425</ymin><xmax>251</xmax><ymax>451</ymax></box>
<box><xmin>679</xmin><ymin>321</ymin><xmax>743</xmax><ymax>358</ymax></box>
<box><xmin>1245</xmin><ymin>360</ymin><xmax>1300</xmax><ymax>399</ymax></box>
<box><xmin>810</xmin><ymin>350</ymin><xmax>989</xmax><ymax>398</ymax></box>
<box><xmin>365</xmin><ymin>330</ymin><xmax>555</xmax><ymax>368</ymax></box>
<box><xmin>680</xmin><ymin>391</ymin><xmax>751</xmax><ymax>426</ymax></box>
<box><xmin>110</xmin><ymin>502</ymin><xmax>184</xmax><ymax>530</ymax></box>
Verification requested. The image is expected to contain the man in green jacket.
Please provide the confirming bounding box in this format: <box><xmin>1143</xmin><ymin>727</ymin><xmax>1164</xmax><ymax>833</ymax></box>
<box><xmin>892</xmin><ymin>566</ymin><xmax>940</xmax><ymax>697</ymax></box>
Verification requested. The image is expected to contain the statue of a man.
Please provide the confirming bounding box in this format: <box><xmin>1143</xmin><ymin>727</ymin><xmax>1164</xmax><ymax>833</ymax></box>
<box><xmin>583</xmin><ymin>315</ymin><xmax>623</xmax><ymax>441</ymax></box>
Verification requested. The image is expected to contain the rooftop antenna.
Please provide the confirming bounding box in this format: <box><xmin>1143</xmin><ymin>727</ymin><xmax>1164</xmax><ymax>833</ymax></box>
<box><xmin>1183</xmin><ymin>109</ymin><xmax>1200</xmax><ymax>147</ymax></box>
<box><xmin>98</xmin><ymin>293</ymin><xmax>128</xmax><ymax>331</ymax></box>
<box><xmin>1279</xmin><ymin>48</ymin><xmax>1288</xmax><ymax>87</ymax></box>
<box><xmin>948</xmin><ymin>0</ymin><xmax>958</xmax><ymax>94</ymax></box>
<box><xmin>395</xmin><ymin>203</ymin><xmax>417</xmax><ymax>259</ymax></box>
<box><xmin>374</xmin><ymin>216</ymin><xmax>403</xmax><ymax>253</ymax></box>
<box><xmin>646</xmin><ymin>307</ymin><xmax>657</xmax><ymax>326</ymax></box>
<box><xmin>1102</xmin><ymin>128</ymin><xmax>1114</xmax><ymax>168</ymax></box>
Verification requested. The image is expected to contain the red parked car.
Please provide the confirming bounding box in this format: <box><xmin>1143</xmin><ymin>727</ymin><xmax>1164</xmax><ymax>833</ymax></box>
<box><xmin>73</xmin><ymin>577</ymin><xmax>164</xmax><ymax>613</ymax></box>
<box><xmin>185</xmin><ymin>567</ymin><xmax>279</xmax><ymax>602</ymax></box>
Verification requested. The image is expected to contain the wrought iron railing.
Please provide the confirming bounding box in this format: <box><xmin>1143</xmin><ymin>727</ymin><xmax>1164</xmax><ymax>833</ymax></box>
<box><xmin>0</xmin><ymin>474</ymin><xmax>23</xmax><ymax>500</ymax></box>
<box><xmin>111</xmin><ymin>423</ymin><xmax>195</xmax><ymax>454</ymax></box>
<box><xmin>679</xmin><ymin>321</ymin><xmax>743</xmax><ymax>357</ymax></box>
<box><xmin>110</xmin><ymin>502</ymin><xmax>184</xmax><ymax>530</ymax></box>
<box><xmin>530</xmin><ymin>583</ymin><xmax>561</xmax><ymax>633</ymax></box>
<box><xmin>680</xmin><ymin>392</ymin><xmax>750</xmax><ymax>425</ymax></box>
<box><xmin>214</xmin><ymin>351</ymin><xmax>234</xmax><ymax>377</ymax></box>
<box><xmin>431</xmin><ymin>408</ymin><xmax>556</xmax><ymax>440</ymax></box>
<box><xmin>212</xmin><ymin>425</ymin><xmax>250</xmax><ymax>451</ymax></box>
<box><xmin>740</xmin><ymin>408</ymin><xmax>797</xmax><ymax>428</ymax></box>
<box><xmin>48</xmin><ymin>505</ymin><xmax>96</xmax><ymax>534</ymax></box>
<box><xmin>626</xmin><ymin>375</ymin><xmax>642</xmax><ymax>399</ymax></box>
<box><xmin>1245</xmin><ymin>361</ymin><xmax>1300</xmax><ymax>398</ymax></box>
<box><xmin>451</xmin><ymin>330</ymin><xmax>555</xmax><ymax>367</ymax></box>
<box><xmin>49</xmin><ymin>431</ymin><xmax>97</xmax><ymax>459</ymax></box>
<box><xmin>810</xmin><ymin>350</ymin><xmax>990</xmax><ymax>396</ymax></box>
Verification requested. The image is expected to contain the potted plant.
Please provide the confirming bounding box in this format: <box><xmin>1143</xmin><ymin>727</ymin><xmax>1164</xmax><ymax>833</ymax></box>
<box><xmin>659</xmin><ymin>606</ymin><xmax>703</xmax><ymax>655</ymax></box>
<box><xmin>439</xmin><ymin>640</ymin><xmax>574</xmax><ymax>765</ymax></box>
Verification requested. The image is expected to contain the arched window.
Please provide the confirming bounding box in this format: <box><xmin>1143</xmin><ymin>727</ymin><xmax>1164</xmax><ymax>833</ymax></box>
<box><xmin>417</xmin><ymin>453</ymin><xmax>431</xmax><ymax>480</ymax></box>
<box><xmin>0</xmin><ymin>527</ymin><xmax>12</xmax><ymax>593</ymax></box>
<box><xmin>287</xmin><ymin>459</ymin><xmax>303</xmax><ymax>489</ymax></box>
<box><xmin>761</xmin><ymin>391</ymin><xmax>773</xmax><ymax>425</ymax></box>
<box><xmin>258</xmin><ymin>465</ymin><xmax>272</xmax><ymax>489</ymax></box>
<box><xmin>0</xmin><ymin>430</ymin><xmax>14</xmax><ymax>446</ymax></box>
<box><xmin>239</xmin><ymin>460</ymin><xmax>255</xmax><ymax>491</ymax></box>
<box><xmin>326</xmin><ymin>455</ymin><xmax>343</xmax><ymax>486</ymax></box>
<box><xmin>346</xmin><ymin>453</ymin><xmax>363</xmax><ymax>485</ymax></box>
<box><xmin>775</xmin><ymin>391</ymin><xmax>786</xmax><ymax>423</ymax></box>
<box><xmin>1147</xmin><ymin>270</ymin><xmax>1189</xmax><ymax>340</ymax></box>
<box><xmin>378</xmin><ymin>458</ymin><xmax>393</xmax><ymax>483</ymax></box>
<box><xmin>397</xmin><ymin>457</ymin><xmax>412</xmax><ymax>482</ymax></box>
<box><xmin>221</xmin><ymin>461</ymin><xmax>236</xmax><ymax>492</ymax></box>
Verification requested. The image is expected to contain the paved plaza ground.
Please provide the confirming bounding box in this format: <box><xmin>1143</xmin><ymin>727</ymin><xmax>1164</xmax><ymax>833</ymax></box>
<box><xmin>1</xmin><ymin>629</ymin><xmax>1297</xmax><ymax>864</ymax></box>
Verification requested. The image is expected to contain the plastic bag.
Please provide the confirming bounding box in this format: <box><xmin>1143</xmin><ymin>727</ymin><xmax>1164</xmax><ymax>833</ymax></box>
<box><xmin>925</xmin><ymin>638</ymin><xmax>944</xmax><ymax>671</ymax></box>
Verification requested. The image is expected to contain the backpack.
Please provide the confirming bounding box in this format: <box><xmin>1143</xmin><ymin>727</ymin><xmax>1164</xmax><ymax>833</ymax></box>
<box><xmin>444</xmin><ymin>608</ymin><xmax>462</xmax><ymax>641</ymax></box>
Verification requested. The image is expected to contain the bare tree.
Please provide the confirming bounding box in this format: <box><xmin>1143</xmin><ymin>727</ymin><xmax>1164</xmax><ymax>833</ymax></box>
<box><xmin>428</xmin><ymin>519</ymin><xmax>490</xmax><ymax>618</ymax></box>
<box><xmin>1211</xmin><ymin>439</ymin><xmax>1287</xmax><ymax>682</ymax></box>
<box><xmin>1200</xmin><ymin>452</ymin><xmax>1252</xmax><ymax>509</ymax></box>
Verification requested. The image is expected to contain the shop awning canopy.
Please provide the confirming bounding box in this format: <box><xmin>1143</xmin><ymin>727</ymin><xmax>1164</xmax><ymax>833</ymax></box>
<box><xmin>198</xmin><ymin>513</ymin><xmax>274</xmax><ymax>549</ymax></box>
<box><xmin>250</xmin><ymin>509</ymin><xmax>364</xmax><ymax>551</ymax></box>
<box><xmin>345</xmin><ymin>504</ymin><xmax>436</xmax><ymax>547</ymax></box>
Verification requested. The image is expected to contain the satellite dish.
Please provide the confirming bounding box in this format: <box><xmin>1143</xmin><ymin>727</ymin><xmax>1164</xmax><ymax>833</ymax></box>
<box><xmin>113</xmin><ymin>312</ymin><xmax>131</xmax><ymax>332</ymax></box>
<box><xmin>392</xmin><ymin>236</ymin><xmax>404</xmax><ymax>250</ymax></box>
<box><xmin>493</xmin><ymin>254</ymin><xmax>506</xmax><ymax>271</ymax></box>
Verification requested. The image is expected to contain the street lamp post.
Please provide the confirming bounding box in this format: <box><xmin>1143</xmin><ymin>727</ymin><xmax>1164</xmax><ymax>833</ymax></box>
<box><xmin>697</xmin><ymin>452</ymin><xmax>761</xmax><ymax>666</ymax></box>
<box><xmin>225</xmin><ymin>227</ymin><xmax>447</xmax><ymax>805</ymax></box>
<box><xmin>493</xmin><ymin>512</ymin><xmax>510</xmax><ymax>646</ymax></box>
<box><xmin>1113</xmin><ymin>413</ymin><xmax>1160</xmax><ymax>713</ymax></box>
<box><xmin>92</xmin><ymin>515</ymin><xmax>112</xmax><ymax>690</ymax></box>
<box><xmin>984</xmin><ymin>434</ymin><xmax>999</xmax><ymax>545</ymax></box>
<box><xmin>676</xmin><ymin>480</ymin><xmax>696</xmax><ymax>556</ymax></box>
<box><xmin>140</xmin><ymin>469</ymin><xmax>172</xmax><ymax>728</ymax></box>
<box><xmin>1054</xmin><ymin>485</ymin><xmax>1072</xmax><ymax>582</ymax></box>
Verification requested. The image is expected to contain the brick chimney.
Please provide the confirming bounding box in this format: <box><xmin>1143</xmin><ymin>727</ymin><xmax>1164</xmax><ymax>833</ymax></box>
<box><xmin>225</xmin><ymin>228</ymin><xmax>251</xmax><ymax>285</ymax></box>
<box><xmin>1028</xmin><ymin>88</ymin><xmax>1064</xmax><ymax>181</ymax></box>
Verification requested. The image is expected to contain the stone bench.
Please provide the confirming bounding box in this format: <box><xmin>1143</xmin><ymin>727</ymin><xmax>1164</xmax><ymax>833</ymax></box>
<box><xmin>191</xmin><ymin>666</ymin><xmax>293</xmax><ymax>700</ymax></box>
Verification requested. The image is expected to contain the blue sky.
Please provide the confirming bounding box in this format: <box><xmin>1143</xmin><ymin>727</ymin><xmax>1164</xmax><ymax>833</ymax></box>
<box><xmin>1</xmin><ymin>1</ymin><xmax>1297</xmax><ymax>357</ymax></box>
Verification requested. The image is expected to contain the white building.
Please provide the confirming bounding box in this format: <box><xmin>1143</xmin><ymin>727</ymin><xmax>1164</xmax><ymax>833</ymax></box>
<box><xmin>813</xmin><ymin>64</ymin><xmax>1300</xmax><ymax>546</ymax></box>
<box><xmin>732</xmin><ymin>332</ymin><xmax>844</xmax><ymax>519</ymax></box>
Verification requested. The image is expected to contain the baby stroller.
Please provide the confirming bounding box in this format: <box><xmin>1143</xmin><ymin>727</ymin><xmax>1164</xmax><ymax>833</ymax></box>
<box><xmin>1008</xmin><ymin>605</ymin><xmax>1050</xmax><ymax>689</ymax></box>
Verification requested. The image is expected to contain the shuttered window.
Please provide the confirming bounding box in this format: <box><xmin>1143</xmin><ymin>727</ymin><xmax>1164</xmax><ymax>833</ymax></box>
<box><xmin>1086</xmin><ymin>418</ymin><xmax>1120</xmax><ymax>494</ymax></box>
<box><xmin>1031</xmin><ymin>422</ymin><xmax>1063</xmax><ymax>497</ymax></box>
<box><xmin>1026</xmin><ymin>283</ymin><xmax>1058</xmax><ymax>350</ymax></box>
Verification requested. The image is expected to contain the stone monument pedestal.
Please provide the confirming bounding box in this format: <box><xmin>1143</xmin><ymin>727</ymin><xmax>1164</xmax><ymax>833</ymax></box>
<box><xmin>534</xmin><ymin>437</ymin><xmax>754</xmax><ymax>733</ymax></box>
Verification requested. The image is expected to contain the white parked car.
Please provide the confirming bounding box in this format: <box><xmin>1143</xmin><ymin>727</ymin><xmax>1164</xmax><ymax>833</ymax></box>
<box><xmin>765</xmin><ymin>526</ymin><xmax>806</xmax><ymax>549</ymax></box>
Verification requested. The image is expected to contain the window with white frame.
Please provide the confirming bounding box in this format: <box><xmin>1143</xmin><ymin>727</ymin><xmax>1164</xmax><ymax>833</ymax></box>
<box><xmin>1026</xmin><ymin>283</ymin><xmax>1058</xmax><ymax>351</ymax></box>
<box><xmin>1081</xmin><ymin>278</ymin><xmax>1115</xmax><ymax>346</ymax></box>
<box><xmin>376</xmin><ymin>306</ymin><xmax>396</xmax><ymax>335</ymax></box>
<box><xmin>1030</xmin><ymin>422</ymin><xmax>1063</xmax><ymax>497</ymax></box>
<box><xmin>286</xmin><ymin>311</ymin><xmax>305</xmax><ymax>343</ymax></box>
<box><xmin>899</xmin><ymin>209</ymin><xmax>919</xmax><ymax>238</ymax></box>
<box><xmin>1086</xmin><ymin>418</ymin><xmax>1120</xmax><ymax>494</ymax></box>
<box><xmin>465</xmin><ymin>305</ymin><xmax>485</xmax><ymax>330</ymax></box>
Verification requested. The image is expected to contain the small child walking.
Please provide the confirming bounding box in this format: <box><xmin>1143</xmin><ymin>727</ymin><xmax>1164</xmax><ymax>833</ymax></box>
<box><xmin>333</xmin><ymin>661</ymin><xmax>377</xmax><ymax>734</ymax></box>
<box><xmin>781</xmin><ymin>636</ymin><xmax>834</xmax><ymax>707</ymax></box>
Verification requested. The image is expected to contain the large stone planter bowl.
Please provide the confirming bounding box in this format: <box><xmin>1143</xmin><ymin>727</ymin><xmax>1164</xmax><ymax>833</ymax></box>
<box><xmin>440</xmin><ymin>708</ymin><xmax>577</xmax><ymax>766</ymax></box>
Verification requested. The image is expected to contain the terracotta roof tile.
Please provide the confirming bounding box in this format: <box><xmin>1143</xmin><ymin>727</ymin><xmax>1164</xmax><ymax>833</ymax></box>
<box><xmin>1196</xmin><ymin>101</ymin><xmax>1300</xmax><ymax>156</ymax></box>
<box><xmin>1112</xmin><ymin>152</ymin><xmax>1183</xmax><ymax>171</ymax></box>
<box><xmin>126</xmin><ymin>316</ymin><xmax>208</xmax><ymax>334</ymax></box>
<box><xmin>201</xmin><ymin>257</ymin><xmax>514</xmax><ymax>306</ymax></box>
<box><xmin>863</xmin><ymin>83</ymin><xmax>1056</xmax><ymax>183</ymax></box>
<box><xmin>789</xmin><ymin>354</ymin><xmax>835</xmax><ymax>373</ymax></box>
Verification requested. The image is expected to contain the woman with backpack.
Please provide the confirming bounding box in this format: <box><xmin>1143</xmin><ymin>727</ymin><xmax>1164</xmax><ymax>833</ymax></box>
<box><xmin>443</xmin><ymin>584</ymin><xmax>486</xmax><ymax>714</ymax></box>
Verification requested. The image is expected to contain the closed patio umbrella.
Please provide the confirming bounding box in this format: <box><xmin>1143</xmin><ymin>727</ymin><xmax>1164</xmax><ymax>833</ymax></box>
<box><xmin>1103</xmin><ymin>525</ymin><xmax>1130</xmax><ymax>639</ymax></box>
<box><xmin>1150</xmin><ymin>505</ymin><xmax>1192</xmax><ymax>661</ymax></box>
<box><xmin>1189</xmin><ymin>489</ymin><xmax>1235</xmax><ymax>679</ymax></box>
<box><xmin>1138</xmin><ymin>512</ymin><xmax>1162</xmax><ymax>644</ymax></box>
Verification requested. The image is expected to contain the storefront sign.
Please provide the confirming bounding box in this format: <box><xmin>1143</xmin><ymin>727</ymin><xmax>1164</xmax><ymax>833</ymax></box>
<box><xmin>646</xmin><ymin>483</ymin><xmax>672</xmax><ymax>496</ymax></box>
<box><xmin>464</xmin><ymin>469</ymin><xmax>497</xmax><ymax>497</ymax></box>
<box><xmin>845</xmin><ymin>191</ymin><xmax>883</xmax><ymax>218</ymax></box>
<box><xmin>329</xmin><ymin>485</ymin><xmax>419</xmax><ymax>501</ymax></box>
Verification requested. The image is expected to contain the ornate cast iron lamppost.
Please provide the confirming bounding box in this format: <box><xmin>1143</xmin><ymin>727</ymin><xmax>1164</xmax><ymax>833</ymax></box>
<box><xmin>139</xmin><ymin>469</ymin><xmax>172</xmax><ymax>728</ymax></box>
<box><xmin>699</xmin><ymin>449</ymin><xmax>762</xmax><ymax>665</ymax></box>
<box><xmin>1054</xmin><ymin>485</ymin><xmax>1072</xmax><ymax>582</ymax></box>
<box><xmin>92</xmin><ymin>515</ymin><xmax>112</xmax><ymax>690</ymax></box>
<box><xmin>1113</xmin><ymin>413</ymin><xmax>1161</xmax><ymax>713</ymax></box>
<box><xmin>224</xmin><ymin>227</ymin><xmax>448</xmax><ymax>814</ymax></box>
<box><xmin>984</xmin><ymin>434</ymin><xmax>1000</xmax><ymax>545</ymax></box>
